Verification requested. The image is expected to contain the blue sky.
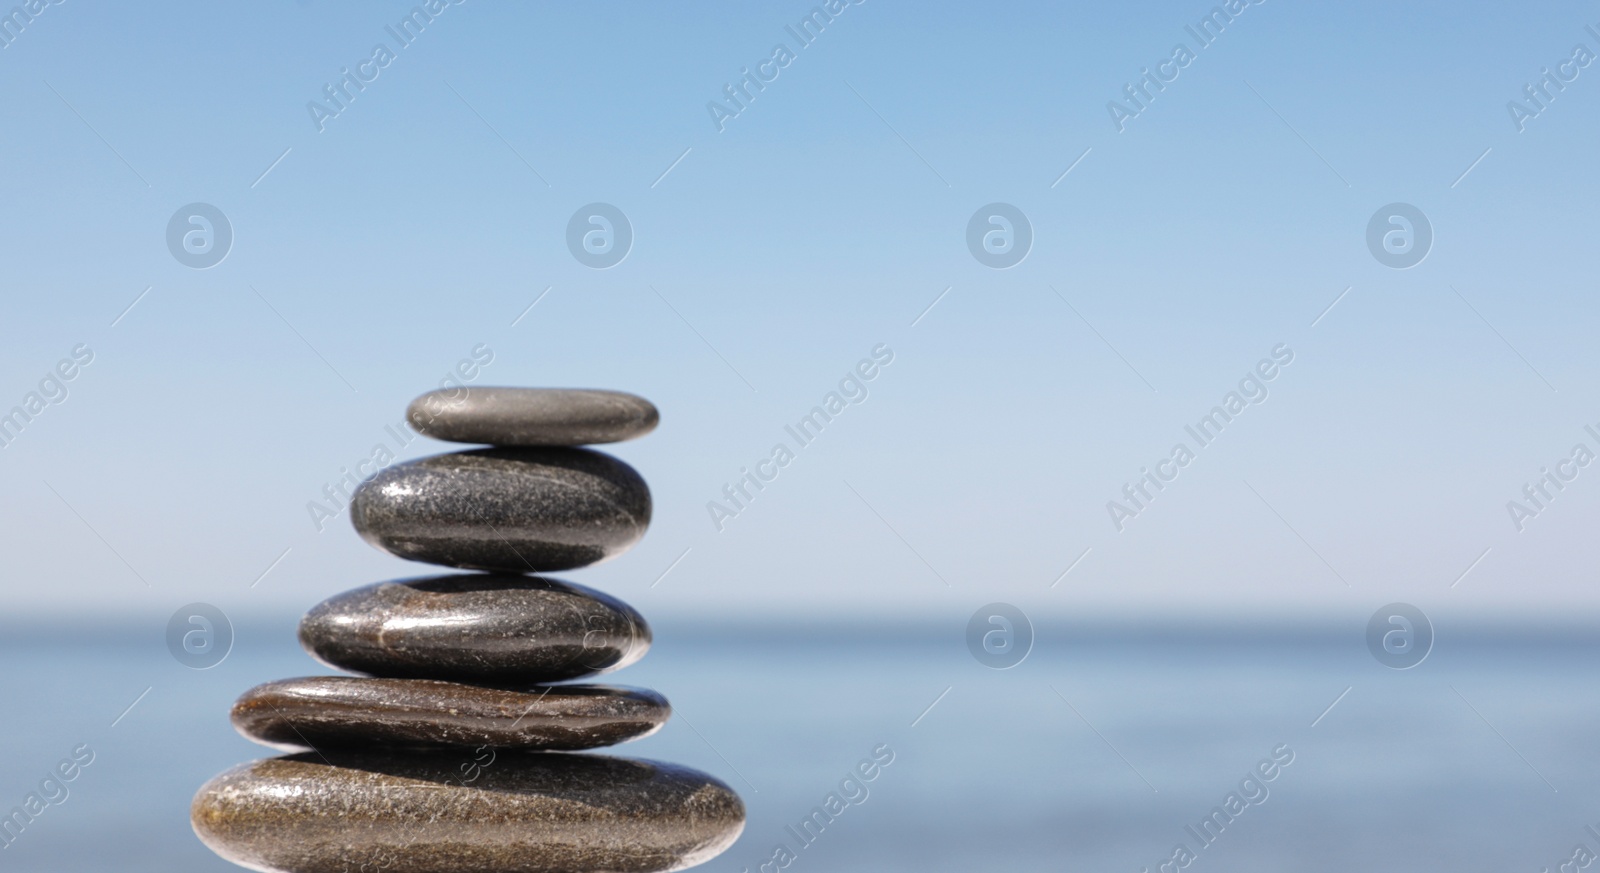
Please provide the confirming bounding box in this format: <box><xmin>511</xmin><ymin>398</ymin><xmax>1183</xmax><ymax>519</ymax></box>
<box><xmin>2</xmin><ymin>0</ymin><xmax>1598</xmax><ymax>627</ymax></box>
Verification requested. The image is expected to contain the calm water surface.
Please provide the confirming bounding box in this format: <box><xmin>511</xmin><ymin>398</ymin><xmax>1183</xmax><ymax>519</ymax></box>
<box><xmin>1</xmin><ymin>618</ymin><xmax>1596</xmax><ymax>872</ymax></box>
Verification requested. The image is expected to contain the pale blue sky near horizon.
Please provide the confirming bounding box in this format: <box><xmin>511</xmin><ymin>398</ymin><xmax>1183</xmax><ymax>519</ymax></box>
<box><xmin>2</xmin><ymin>0</ymin><xmax>1598</xmax><ymax>628</ymax></box>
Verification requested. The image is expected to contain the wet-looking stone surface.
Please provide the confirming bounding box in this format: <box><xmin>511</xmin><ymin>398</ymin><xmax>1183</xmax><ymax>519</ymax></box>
<box><xmin>349</xmin><ymin>448</ymin><xmax>651</xmax><ymax>573</ymax></box>
<box><xmin>192</xmin><ymin>387</ymin><xmax>741</xmax><ymax>873</ymax></box>
<box><xmin>298</xmin><ymin>574</ymin><xmax>650</xmax><ymax>684</ymax></box>
<box><xmin>407</xmin><ymin>387</ymin><xmax>659</xmax><ymax>447</ymax></box>
<box><xmin>192</xmin><ymin>752</ymin><xmax>744</xmax><ymax>873</ymax></box>
<box><xmin>232</xmin><ymin>677</ymin><xmax>670</xmax><ymax>751</ymax></box>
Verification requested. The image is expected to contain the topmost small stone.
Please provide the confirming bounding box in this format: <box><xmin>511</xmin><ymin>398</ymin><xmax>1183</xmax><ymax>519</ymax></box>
<box><xmin>408</xmin><ymin>387</ymin><xmax>659</xmax><ymax>447</ymax></box>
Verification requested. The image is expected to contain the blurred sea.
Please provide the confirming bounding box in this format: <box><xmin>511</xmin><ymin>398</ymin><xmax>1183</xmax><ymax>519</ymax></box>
<box><xmin>2</xmin><ymin>617</ymin><xmax>1598</xmax><ymax>872</ymax></box>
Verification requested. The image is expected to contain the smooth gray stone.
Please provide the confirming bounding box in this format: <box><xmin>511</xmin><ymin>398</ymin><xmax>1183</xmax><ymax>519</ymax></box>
<box><xmin>408</xmin><ymin>387</ymin><xmax>659</xmax><ymax>446</ymax></box>
<box><xmin>232</xmin><ymin>677</ymin><xmax>669</xmax><ymax>751</ymax></box>
<box><xmin>299</xmin><ymin>574</ymin><xmax>649</xmax><ymax>684</ymax></box>
<box><xmin>350</xmin><ymin>448</ymin><xmax>651</xmax><ymax>572</ymax></box>
<box><xmin>192</xmin><ymin>751</ymin><xmax>744</xmax><ymax>873</ymax></box>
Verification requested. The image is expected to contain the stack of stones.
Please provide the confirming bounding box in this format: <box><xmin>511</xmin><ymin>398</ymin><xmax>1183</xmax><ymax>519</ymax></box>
<box><xmin>192</xmin><ymin>388</ymin><xmax>744</xmax><ymax>873</ymax></box>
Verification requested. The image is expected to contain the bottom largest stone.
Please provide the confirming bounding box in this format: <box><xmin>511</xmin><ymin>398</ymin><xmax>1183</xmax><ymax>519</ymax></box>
<box><xmin>192</xmin><ymin>751</ymin><xmax>744</xmax><ymax>873</ymax></box>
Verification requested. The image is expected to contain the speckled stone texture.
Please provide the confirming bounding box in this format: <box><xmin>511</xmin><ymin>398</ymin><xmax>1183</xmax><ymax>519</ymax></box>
<box><xmin>349</xmin><ymin>448</ymin><xmax>651</xmax><ymax>572</ymax></box>
<box><xmin>193</xmin><ymin>387</ymin><xmax>743</xmax><ymax>872</ymax></box>
<box><xmin>191</xmin><ymin>752</ymin><xmax>745</xmax><ymax>873</ymax></box>
<box><xmin>408</xmin><ymin>387</ymin><xmax>659</xmax><ymax>446</ymax></box>
<box><xmin>299</xmin><ymin>574</ymin><xmax>650</xmax><ymax>683</ymax></box>
<box><xmin>232</xmin><ymin>677</ymin><xmax>669</xmax><ymax>751</ymax></box>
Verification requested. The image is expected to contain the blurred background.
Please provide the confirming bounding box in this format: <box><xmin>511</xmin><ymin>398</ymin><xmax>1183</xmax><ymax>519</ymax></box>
<box><xmin>2</xmin><ymin>1</ymin><xmax>1599</xmax><ymax>870</ymax></box>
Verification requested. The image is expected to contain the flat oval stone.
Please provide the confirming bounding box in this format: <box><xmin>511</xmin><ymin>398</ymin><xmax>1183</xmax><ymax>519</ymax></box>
<box><xmin>192</xmin><ymin>751</ymin><xmax>744</xmax><ymax>873</ymax></box>
<box><xmin>232</xmin><ymin>677</ymin><xmax>669</xmax><ymax>751</ymax></box>
<box><xmin>350</xmin><ymin>448</ymin><xmax>650</xmax><ymax>572</ymax></box>
<box><xmin>299</xmin><ymin>574</ymin><xmax>650</xmax><ymax>684</ymax></box>
<box><xmin>408</xmin><ymin>387</ymin><xmax>659</xmax><ymax>446</ymax></box>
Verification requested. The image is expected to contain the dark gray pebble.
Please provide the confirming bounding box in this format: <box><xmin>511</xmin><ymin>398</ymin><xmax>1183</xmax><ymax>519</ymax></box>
<box><xmin>350</xmin><ymin>448</ymin><xmax>651</xmax><ymax>572</ymax></box>
<box><xmin>191</xmin><ymin>751</ymin><xmax>745</xmax><ymax>873</ymax></box>
<box><xmin>231</xmin><ymin>677</ymin><xmax>669</xmax><ymax>751</ymax></box>
<box><xmin>299</xmin><ymin>574</ymin><xmax>649</xmax><ymax>684</ymax></box>
<box><xmin>408</xmin><ymin>387</ymin><xmax>659</xmax><ymax>447</ymax></box>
